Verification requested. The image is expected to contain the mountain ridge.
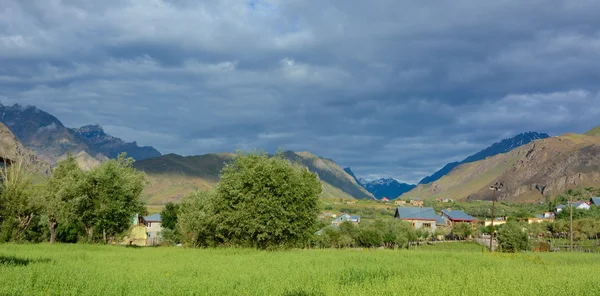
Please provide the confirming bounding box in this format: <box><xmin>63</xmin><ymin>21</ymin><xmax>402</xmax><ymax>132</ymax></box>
<box><xmin>0</xmin><ymin>103</ymin><xmax>161</xmax><ymax>166</ymax></box>
<box><xmin>419</xmin><ymin>132</ymin><xmax>550</xmax><ymax>184</ymax></box>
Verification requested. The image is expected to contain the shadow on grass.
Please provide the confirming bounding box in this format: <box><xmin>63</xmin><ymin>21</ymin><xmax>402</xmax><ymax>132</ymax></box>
<box><xmin>0</xmin><ymin>256</ymin><xmax>51</xmax><ymax>267</ymax></box>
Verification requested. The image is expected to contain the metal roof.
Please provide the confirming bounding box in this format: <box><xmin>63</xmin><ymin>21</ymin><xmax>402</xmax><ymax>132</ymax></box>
<box><xmin>144</xmin><ymin>213</ymin><xmax>162</xmax><ymax>222</ymax></box>
<box><xmin>395</xmin><ymin>207</ymin><xmax>440</xmax><ymax>221</ymax></box>
<box><xmin>441</xmin><ymin>209</ymin><xmax>477</xmax><ymax>221</ymax></box>
<box><xmin>591</xmin><ymin>197</ymin><xmax>600</xmax><ymax>206</ymax></box>
<box><xmin>332</xmin><ymin>213</ymin><xmax>360</xmax><ymax>223</ymax></box>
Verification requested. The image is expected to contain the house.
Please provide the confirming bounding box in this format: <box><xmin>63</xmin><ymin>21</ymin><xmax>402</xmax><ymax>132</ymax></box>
<box><xmin>394</xmin><ymin>207</ymin><xmax>446</xmax><ymax>231</ymax></box>
<box><xmin>125</xmin><ymin>214</ymin><xmax>148</xmax><ymax>246</ymax></box>
<box><xmin>435</xmin><ymin>198</ymin><xmax>453</xmax><ymax>203</ymax></box>
<box><xmin>590</xmin><ymin>197</ymin><xmax>600</xmax><ymax>206</ymax></box>
<box><xmin>441</xmin><ymin>209</ymin><xmax>477</xmax><ymax>225</ymax></box>
<box><xmin>144</xmin><ymin>213</ymin><xmax>163</xmax><ymax>246</ymax></box>
<box><xmin>410</xmin><ymin>198</ymin><xmax>424</xmax><ymax>207</ymax></box>
<box><xmin>529</xmin><ymin>212</ymin><xmax>555</xmax><ymax>224</ymax></box>
<box><xmin>556</xmin><ymin>202</ymin><xmax>591</xmax><ymax>213</ymax></box>
<box><xmin>382</xmin><ymin>197</ymin><xmax>390</xmax><ymax>202</ymax></box>
<box><xmin>394</xmin><ymin>200</ymin><xmax>406</xmax><ymax>206</ymax></box>
<box><xmin>331</xmin><ymin>213</ymin><xmax>360</xmax><ymax>226</ymax></box>
<box><xmin>479</xmin><ymin>216</ymin><xmax>507</xmax><ymax>227</ymax></box>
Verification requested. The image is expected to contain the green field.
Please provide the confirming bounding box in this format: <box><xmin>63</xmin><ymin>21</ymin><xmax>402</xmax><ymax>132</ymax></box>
<box><xmin>1</xmin><ymin>244</ymin><xmax>599</xmax><ymax>295</ymax></box>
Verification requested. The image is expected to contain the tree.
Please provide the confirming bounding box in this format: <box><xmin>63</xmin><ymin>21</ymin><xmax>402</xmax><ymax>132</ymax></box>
<box><xmin>161</xmin><ymin>202</ymin><xmax>180</xmax><ymax>230</ymax></box>
<box><xmin>212</xmin><ymin>150</ymin><xmax>322</xmax><ymax>249</ymax></box>
<box><xmin>497</xmin><ymin>221</ymin><xmax>530</xmax><ymax>253</ymax></box>
<box><xmin>451</xmin><ymin>223</ymin><xmax>473</xmax><ymax>240</ymax></box>
<box><xmin>0</xmin><ymin>155</ymin><xmax>41</xmax><ymax>242</ymax></box>
<box><xmin>42</xmin><ymin>154</ymin><xmax>83</xmax><ymax>244</ymax></box>
<box><xmin>75</xmin><ymin>153</ymin><xmax>146</xmax><ymax>243</ymax></box>
<box><xmin>178</xmin><ymin>190</ymin><xmax>218</xmax><ymax>247</ymax></box>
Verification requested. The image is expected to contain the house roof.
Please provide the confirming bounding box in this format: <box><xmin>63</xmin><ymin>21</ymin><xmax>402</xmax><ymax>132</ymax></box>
<box><xmin>436</xmin><ymin>216</ymin><xmax>448</xmax><ymax>225</ymax></box>
<box><xmin>441</xmin><ymin>209</ymin><xmax>477</xmax><ymax>222</ymax></box>
<box><xmin>332</xmin><ymin>213</ymin><xmax>360</xmax><ymax>223</ymax></box>
<box><xmin>556</xmin><ymin>204</ymin><xmax>566</xmax><ymax>209</ymax></box>
<box><xmin>573</xmin><ymin>201</ymin><xmax>589</xmax><ymax>208</ymax></box>
<box><xmin>395</xmin><ymin>207</ymin><xmax>440</xmax><ymax>221</ymax></box>
<box><xmin>591</xmin><ymin>197</ymin><xmax>600</xmax><ymax>206</ymax></box>
<box><xmin>315</xmin><ymin>224</ymin><xmax>340</xmax><ymax>235</ymax></box>
<box><xmin>144</xmin><ymin>213</ymin><xmax>162</xmax><ymax>222</ymax></box>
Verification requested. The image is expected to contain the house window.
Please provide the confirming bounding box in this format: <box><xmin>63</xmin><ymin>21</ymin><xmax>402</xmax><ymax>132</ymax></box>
<box><xmin>148</xmin><ymin>222</ymin><xmax>152</xmax><ymax>227</ymax></box>
<box><xmin>423</xmin><ymin>223</ymin><xmax>432</xmax><ymax>229</ymax></box>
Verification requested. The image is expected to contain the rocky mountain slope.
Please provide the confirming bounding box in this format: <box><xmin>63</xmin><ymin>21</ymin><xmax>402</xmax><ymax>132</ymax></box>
<box><xmin>402</xmin><ymin>131</ymin><xmax>600</xmax><ymax>202</ymax></box>
<box><xmin>0</xmin><ymin>103</ymin><xmax>161</xmax><ymax>166</ymax></box>
<box><xmin>0</xmin><ymin>122</ymin><xmax>51</xmax><ymax>176</ymax></box>
<box><xmin>419</xmin><ymin>132</ymin><xmax>550</xmax><ymax>184</ymax></box>
<box><xmin>135</xmin><ymin>151</ymin><xmax>374</xmax><ymax>204</ymax></box>
<box><xmin>585</xmin><ymin>125</ymin><xmax>600</xmax><ymax>137</ymax></box>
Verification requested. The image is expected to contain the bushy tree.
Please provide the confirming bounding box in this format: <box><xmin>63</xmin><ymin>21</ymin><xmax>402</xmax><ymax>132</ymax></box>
<box><xmin>161</xmin><ymin>202</ymin><xmax>180</xmax><ymax>230</ymax></box>
<box><xmin>497</xmin><ymin>221</ymin><xmax>530</xmax><ymax>253</ymax></box>
<box><xmin>451</xmin><ymin>223</ymin><xmax>473</xmax><ymax>240</ymax></box>
<box><xmin>178</xmin><ymin>190</ymin><xmax>218</xmax><ymax>247</ymax></box>
<box><xmin>42</xmin><ymin>154</ymin><xmax>84</xmax><ymax>244</ymax></box>
<box><xmin>211</xmin><ymin>151</ymin><xmax>322</xmax><ymax>249</ymax></box>
<box><xmin>75</xmin><ymin>153</ymin><xmax>146</xmax><ymax>243</ymax></box>
<box><xmin>0</xmin><ymin>156</ymin><xmax>42</xmax><ymax>242</ymax></box>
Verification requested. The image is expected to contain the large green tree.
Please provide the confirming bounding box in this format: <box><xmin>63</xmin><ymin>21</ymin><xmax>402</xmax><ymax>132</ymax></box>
<box><xmin>75</xmin><ymin>153</ymin><xmax>146</xmax><ymax>243</ymax></box>
<box><xmin>43</xmin><ymin>154</ymin><xmax>84</xmax><ymax>244</ymax></box>
<box><xmin>178</xmin><ymin>190</ymin><xmax>218</xmax><ymax>247</ymax></box>
<box><xmin>190</xmin><ymin>150</ymin><xmax>323</xmax><ymax>249</ymax></box>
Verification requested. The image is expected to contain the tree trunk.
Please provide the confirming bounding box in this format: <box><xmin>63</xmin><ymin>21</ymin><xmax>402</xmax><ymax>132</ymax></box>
<box><xmin>86</xmin><ymin>226</ymin><xmax>94</xmax><ymax>243</ymax></box>
<box><xmin>103</xmin><ymin>229</ymin><xmax>107</xmax><ymax>244</ymax></box>
<box><xmin>48</xmin><ymin>220</ymin><xmax>57</xmax><ymax>244</ymax></box>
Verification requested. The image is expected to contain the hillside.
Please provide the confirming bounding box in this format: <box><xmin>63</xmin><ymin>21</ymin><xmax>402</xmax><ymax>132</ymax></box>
<box><xmin>419</xmin><ymin>132</ymin><xmax>550</xmax><ymax>184</ymax></box>
<box><xmin>135</xmin><ymin>151</ymin><xmax>374</xmax><ymax>204</ymax></box>
<box><xmin>585</xmin><ymin>125</ymin><xmax>600</xmax><ymax>137</ymax></box>
<box><xmin>0</xmin><ymin>122</ymin><xmax>51</xmax><ymax>176</ymax></box>
<box><xmin>402</xmin><ymin>133</ymin><xmax>600</xmax><ymax>202</ymax></box>
<box><xmin>0</xmin><ymin>103</ymin><xmax>161</xmax><ymax>166</ymax></box>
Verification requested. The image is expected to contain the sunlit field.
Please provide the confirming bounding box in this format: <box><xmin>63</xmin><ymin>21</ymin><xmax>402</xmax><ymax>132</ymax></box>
<box><xmin>1</xmin><ymin>243</ymin><xmax>599</xmax><ymax>295</ymax></box>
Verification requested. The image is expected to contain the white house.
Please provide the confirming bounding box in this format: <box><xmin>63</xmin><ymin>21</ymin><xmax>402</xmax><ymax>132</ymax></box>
<box><xmin>556</xmin><ymin>202</ymin><xmax>591</xmax><ymax>213</ymax></box>
<box><xmin>144</xmin><ymin>213</ymin><xmax>163</xmax><ymax>246</ymax></box>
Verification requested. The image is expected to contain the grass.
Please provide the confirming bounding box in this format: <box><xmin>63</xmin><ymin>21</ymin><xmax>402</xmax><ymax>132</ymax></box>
<box><xmin>1</xmin><ymin>244</ymin><xmax>600</xmax><ymax>295</ymax></box>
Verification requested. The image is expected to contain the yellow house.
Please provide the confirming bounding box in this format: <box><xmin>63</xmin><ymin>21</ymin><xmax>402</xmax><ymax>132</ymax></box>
<box><xmin>123</xmin><ymin>214</ymin><xmax>148</xmax><ymax>246</ymax></box>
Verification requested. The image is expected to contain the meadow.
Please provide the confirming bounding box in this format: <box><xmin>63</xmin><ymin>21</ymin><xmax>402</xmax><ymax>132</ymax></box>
<box><xmin>1</xmin><ymin>243</ymin><xmax>600</xmax><ymax>295</ymax></box>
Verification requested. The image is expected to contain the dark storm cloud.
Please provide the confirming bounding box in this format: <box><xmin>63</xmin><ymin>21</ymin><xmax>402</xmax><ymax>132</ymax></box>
<box><xmin>2</xmin><ymin>0</ymin><xmax>600</xmax><ymax>183</ymax></box>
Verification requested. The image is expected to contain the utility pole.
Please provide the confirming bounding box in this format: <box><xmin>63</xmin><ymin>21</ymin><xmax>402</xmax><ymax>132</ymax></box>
<box><xmin>489</xmin><ymin>181</ymin><xmax>504</xmax><ymax>253</ymax></box>
<box><xmin>570</xmin><ymin>192</ymin><xmax>573</xmax><ymax>252</ymax></box>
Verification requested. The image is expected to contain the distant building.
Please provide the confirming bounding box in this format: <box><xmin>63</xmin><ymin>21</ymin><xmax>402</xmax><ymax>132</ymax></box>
<box><xmin>382</xmin><ymin>197</ymin><xmax>390</xmax><ymax>202</ymax></box>
<box><xmin>435</xmin><ymin>198</ymin><xmax>453</xmax><ymax>203</ymax></box>
<box><xmin>125</xmin><ymin>214</ymin><xmax>148</xmax><ymax>246</ymax></box>
<box><xmin>527</xmin><ymin>212</ymin><xmax>555</xmax><ymax>224</ymax></box>
<box><xmin>556</xmin><ymin>202</ymin><xmax>591</xmax><ymax>213</ymax></box>
<box><xmin>144</xmin><ymin>213</ymin><xmax>163</xmax><ymax>246</ymax></box>
<box><xmin>394</xmin><ymin>207</ymin><xmax>446</xmax><ymax>231</ymax></box>
<box><xmin>331</xmin><ymin>213</ymin><xmax>360</xmax><ymax>226</ymax></box>
<box><xmin>590</xmin><ymin>197</ymin><xmax>600</xmax><ymax>207</ymax></box>
<box><xmin>410</xmin><ymin>198</ymin><xmax>424</xmax><ymax>207</ymax></box>
<box><xmin>441</xmin><ymin>209</ymin><xmax>477</xmax><ymax>225</ymax></box>
<box><xmin>394</xmin><ymin>200</ymin><xmax>406</xmax><ymax>206</ymax></box>
<box><xmin>479</xmin><ymin>216</ymin><xmax>507</xmax><ymax>227</ymax></box>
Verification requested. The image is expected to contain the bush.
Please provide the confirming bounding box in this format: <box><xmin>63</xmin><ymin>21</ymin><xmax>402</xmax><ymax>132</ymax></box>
<box><xmin>497</xmin><ymin>221</ymin><xmax>530</xmax><ymax>253</ymax></box>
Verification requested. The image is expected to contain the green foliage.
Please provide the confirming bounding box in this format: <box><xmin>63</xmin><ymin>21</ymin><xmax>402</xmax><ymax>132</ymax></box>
<box><xmin>211</xmin><ymin>150</ymin><xmax>322</xmax><ymax>249</ymax></box>
<box><xmin>0</xmin><ymin>157</ymin><xmax>41</xmax><ymax>242</ymax></box>
<box><xmin>178</xmin><ymin>190</ymin><xmax>218</xmax><ymax>247</ymax></box>
<box><xmin>451</xmin><ymin>223</ymin><xmax>473</xmax><ymax>239</ymax></box>
<box><xmin>497</xmin><ymin>221</ymin><xmax>530</xmax><ymax>253</ymax></box>
<box><xmin>314</xmin><ymin>220</ymin><xmax>417</xmax><ymax>249</ymax></box>
<box><xmin>160</xmin><ymin>202</ymin><xmax>179</xmax><ymax>230</ymax></box>
<box><xmin>42</xmin><ymin>154</ymin><xmax>84</xmax><ymax>243</ymax></box>
<box><xmin>74</xmin><ymin>153</ymin><xmax>146</xmax><ymax>243</ymax></box>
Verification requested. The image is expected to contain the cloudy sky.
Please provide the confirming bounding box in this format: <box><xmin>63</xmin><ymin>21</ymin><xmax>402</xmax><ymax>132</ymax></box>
<box><xmin>2</xmin><ymin>0</ymin><xmax>600</xmax><ymax>183</ymax></box>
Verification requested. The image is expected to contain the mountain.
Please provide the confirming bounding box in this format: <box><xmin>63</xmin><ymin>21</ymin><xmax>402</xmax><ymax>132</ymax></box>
<box><xmin>135</xmin><ymin>151</ymin><xmax>374</xmax><ymax>204</ymax></box>
<box><xmin>343</xmin><ymin>167</ymin><xmax>362</xmax><ymax>185</ymax></box>
<box><xmin>361</xmin><ymin>178</ymin><xmax>416</xmax><ymax>200</ymax></box>
<box><xmin>419</xmin><ymin>132</ymin><xmax>550</xmax><ymax>184</ymax></box>
<box><xmin>0</xmin><ymin>122</ymin><xmax>51</xmax><ymax>176</ymax></box>
<box><xmin>0</xmin><ymin>103</ymin><xmax>161</xmax><ymax>166</ymax></box>
<box><xmin>586</xmin><ymin>125</ymin><xmax>600</xmax><ymax>137</ymax></box>
<box><xmin>402</xmin><ymin>132</ymin><xmax>600</xmax><ymax>202</ymax></box>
